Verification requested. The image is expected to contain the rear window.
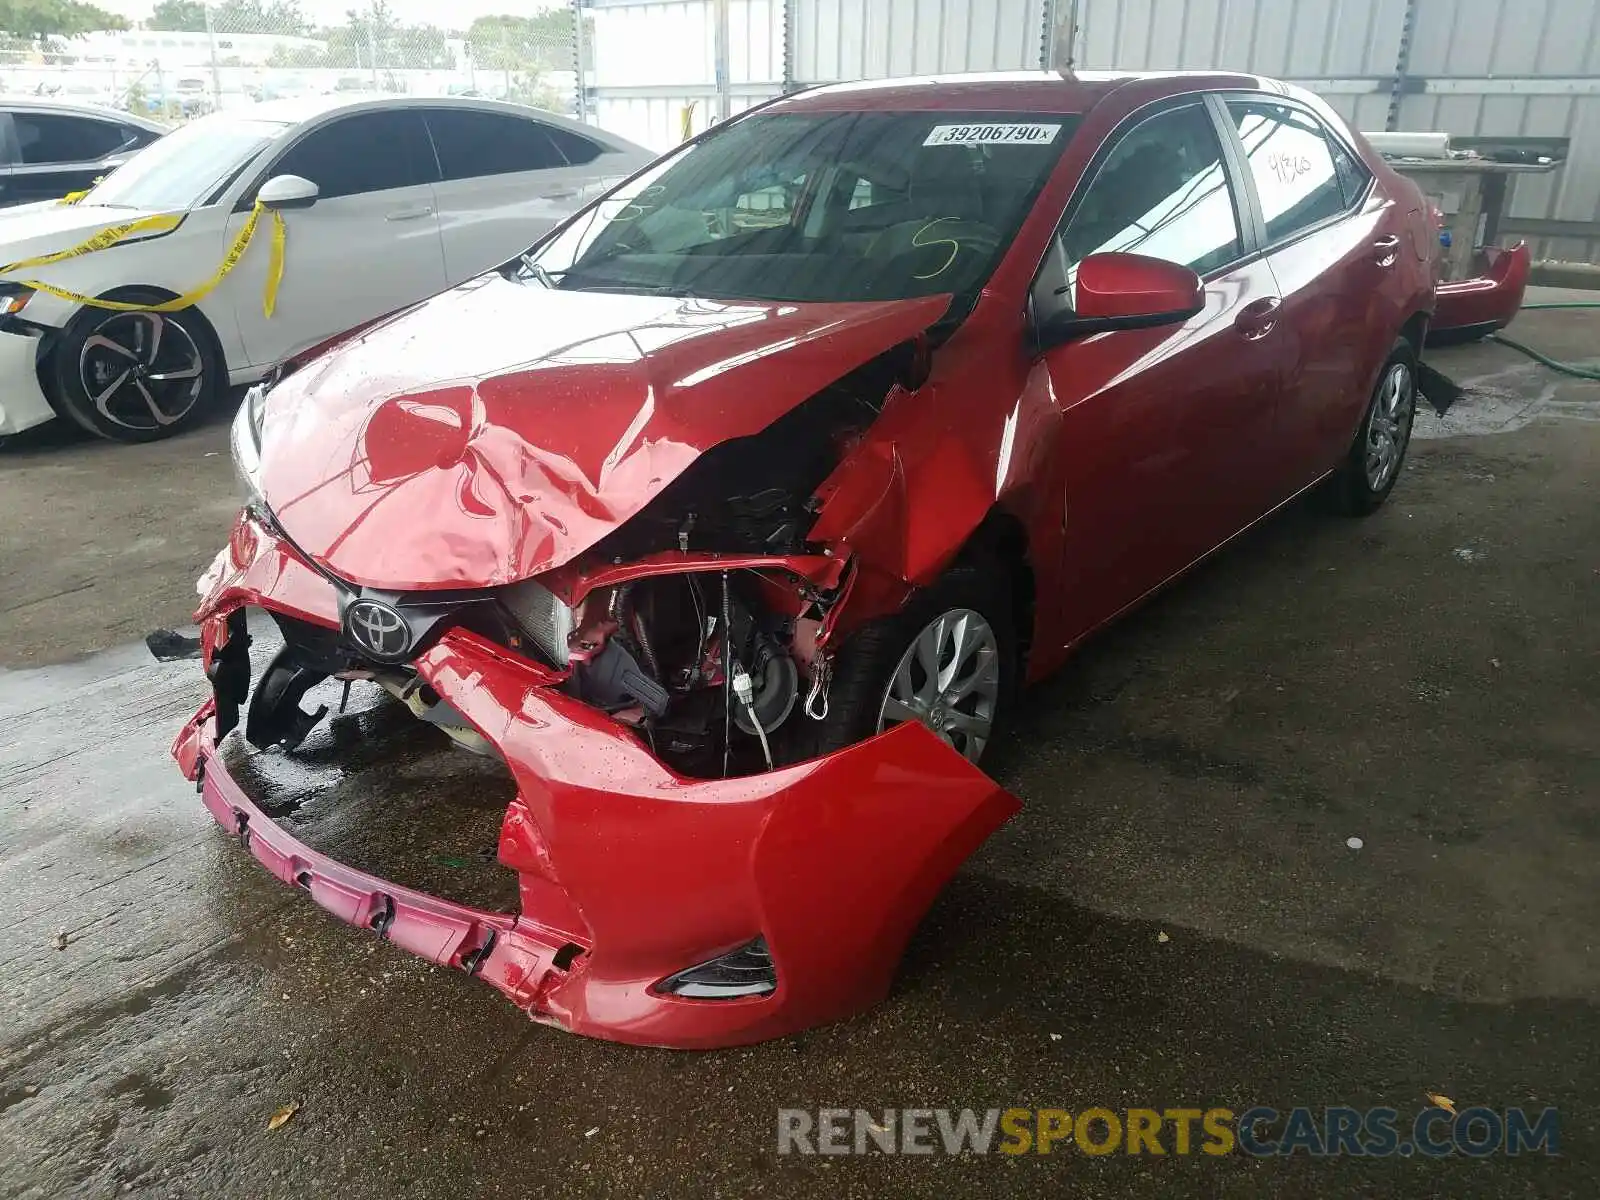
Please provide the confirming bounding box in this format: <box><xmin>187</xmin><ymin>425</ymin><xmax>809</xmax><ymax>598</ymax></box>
<box><xmin>14</xmin><ymin>113</ymin><xmax>128</xmax><ymax>164</ymax></box>
<box><xmin>425</xmin><ymin>109</ymin><xmax>566</xmax><ymax>180</ymax></box>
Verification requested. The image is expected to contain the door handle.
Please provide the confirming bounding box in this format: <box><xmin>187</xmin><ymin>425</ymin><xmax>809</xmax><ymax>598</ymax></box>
<box><xmin>542</xmin><ymin>189</ymin><xmax>579</xmax><ymax>200</ymax></box>
<box><xmin>386</xmin><ymin>205</ymin><xmax>435</xmax><ymax>222</ymax></box>
<box><xmin>1234</xmin><ymin>296</ymin><xmax>1282</xmax><ymax>341</ymax></box>
<box><xmin>1373</xmin><ymin>235</ymin><xmax>1401</xmax><ymax>267</ymax></box>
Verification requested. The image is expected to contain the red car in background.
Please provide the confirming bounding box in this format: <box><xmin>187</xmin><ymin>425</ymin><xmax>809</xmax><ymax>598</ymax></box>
<box><xmin>175</xmin><ymin>71</ymin><xmax>1437</xmax><ymax>1047</ymax></box>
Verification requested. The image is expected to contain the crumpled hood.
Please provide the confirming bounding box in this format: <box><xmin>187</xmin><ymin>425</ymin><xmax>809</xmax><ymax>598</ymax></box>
<box><xmin>259</xmin><ymin>273</ymin><xmax>949</xmax><ymax>590</ymax></box>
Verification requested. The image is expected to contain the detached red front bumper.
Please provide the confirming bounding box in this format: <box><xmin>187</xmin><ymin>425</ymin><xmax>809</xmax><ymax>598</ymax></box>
<box><xmin>174</xmin><ymin>514</ymin><xmax>1019</xmax><ymax>1048</ymax></box>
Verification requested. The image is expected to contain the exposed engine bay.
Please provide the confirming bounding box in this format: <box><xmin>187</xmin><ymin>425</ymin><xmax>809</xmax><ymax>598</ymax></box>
<box><xmin>515</xmin><ymin>568</ymin><xmax>823</xmax><ymax>775</ymax></box>
<box><xmin>232</xmin><ymin>341</ymin><xmax>932</xmax><ymax>779</ymax></box>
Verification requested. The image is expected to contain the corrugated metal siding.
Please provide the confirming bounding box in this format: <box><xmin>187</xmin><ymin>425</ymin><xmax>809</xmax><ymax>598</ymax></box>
<box><xmin>588</xmin><ymin>0</ymin><xmax>1600</xmax><ymax>261</ymax></box>
<box><xmin>1394</xmin><ymin>0</ymin><xmax>1600</xmax><ymax>263</ymax></box>
<box><xmin>1070</xmin><ymin>0</ymin><xmax>1600</xmax><ymax>263</ymax></box>
<box><xmin>592</xmin><ymin>91</ymin><xmax>774</xmax><ymax>151</ymax></box>
<box><xmin>591</xmin><ymin>0</ymin><xmax>784</xmax><ymax>88</ymax></box>
<box><xmin>791</xmin><ymin>0</ymin><xmax>1049</xmax><ymax>83</ymax></box>
<box><xmin>589</xmin><ymin>0</ymin><xmax>784</xmax><ymax>149</ymax></box>
<box><xmin>1076</xmin><ymin>0</ymin><xmax>1407</xmax><ymax>75</ymax></box>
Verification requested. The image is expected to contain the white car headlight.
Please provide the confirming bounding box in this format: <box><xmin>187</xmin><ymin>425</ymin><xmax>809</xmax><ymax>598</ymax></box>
<box><xmin>0</xmin><ymin>285</ymin><xmax>34</xmax><ymax>317</ymax></box>
<box><xmin>230</xmin><ymin>383</ymin><xmax>267</xmax><ymax>502</ymax></box>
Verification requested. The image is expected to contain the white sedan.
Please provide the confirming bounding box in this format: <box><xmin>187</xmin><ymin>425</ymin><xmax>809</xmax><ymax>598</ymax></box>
<box><xmin>0</xmin><ymin>95</ymin><xmax>653</xmax><ymax>442</ymax></box>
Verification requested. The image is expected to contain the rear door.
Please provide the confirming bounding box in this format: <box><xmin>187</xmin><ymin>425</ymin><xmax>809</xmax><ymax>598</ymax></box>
<box><xmin>1219</xmin><ymin>97</ymin><xmax>1403</xmax><ymax>497</ymax></box>
<box><xmin>1033</xmin><ymin>98</ymin><xmax>1286</xmax><ymax>640</ymax></box>
<box><xmin>224</xmin><ymin>108</ymin><xmax>448</xmax><ymax>369</ymax></box>
<box><xmin>421</xmin><ymin>107</ymin><xmax>611</xmax><ymax>285</ymax></box>
<box><xmin>0</xmin><ymin>109</ymin><xmax>147</xmax><ymax>206</ymax></box>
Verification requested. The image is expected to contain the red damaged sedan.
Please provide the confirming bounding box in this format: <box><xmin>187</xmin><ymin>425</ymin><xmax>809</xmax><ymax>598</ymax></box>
<box><xmin>174</xmin><ymin>71</ymin><xmax>1436</xmax><ymax>1047</ymax></box>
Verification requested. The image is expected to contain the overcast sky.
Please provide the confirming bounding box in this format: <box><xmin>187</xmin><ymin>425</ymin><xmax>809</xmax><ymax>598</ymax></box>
<box><xmin>96</xmin><ymin>0</ymin><xmax>567</xmax><ymax>30</ymax></box>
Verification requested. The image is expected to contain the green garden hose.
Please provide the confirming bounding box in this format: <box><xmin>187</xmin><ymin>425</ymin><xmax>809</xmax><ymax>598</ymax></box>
<box><xmin>1485</xmin><ymin>301</ymin><xmax>1600</xmax><ymax>380</ymax></box>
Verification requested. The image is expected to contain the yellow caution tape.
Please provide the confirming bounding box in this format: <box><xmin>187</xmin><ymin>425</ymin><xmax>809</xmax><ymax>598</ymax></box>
<box><xmin>0</xmin><ymin>200</ymin><xmax>287</xmax><ymax>317</ymax></box>
<box><xmin>61</xmin><ymin>190</ymin><xmax>89</xmax><ymax>206</ymax></box>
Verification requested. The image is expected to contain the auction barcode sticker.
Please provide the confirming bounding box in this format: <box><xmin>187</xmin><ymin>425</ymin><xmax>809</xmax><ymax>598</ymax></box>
<box><xmin>923</xmin><ymin>123</ymin><xmax>1062</xmax><ymax>146</ymax></box>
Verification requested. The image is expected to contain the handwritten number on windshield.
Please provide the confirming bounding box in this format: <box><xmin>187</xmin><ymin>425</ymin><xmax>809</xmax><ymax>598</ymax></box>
<box><xmin>613</xmin><ymin>184</ymin><xmax>668</xmax><ymax>223</ymax></box>
<box><xmin>912</xmin><ymin>217</ymin><xmax>962</xmax><ymax>280</ymax></box>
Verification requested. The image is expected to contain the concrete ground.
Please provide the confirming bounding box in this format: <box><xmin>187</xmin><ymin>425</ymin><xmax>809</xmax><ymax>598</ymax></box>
<box><xmin>1</xmin><ymin>302</ymin><xmax>1598</xmax><ymax>1198</ymax></box>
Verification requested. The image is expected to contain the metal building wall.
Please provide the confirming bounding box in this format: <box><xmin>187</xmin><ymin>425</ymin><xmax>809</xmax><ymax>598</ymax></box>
<box><xmin>1396</xmin><ymin>0</ymin><xmax>1600</xmax><ymax>263</ymax></box>
<box><xmin>588</xmin><ymin>0</ymin><xmax>785</xmax><ymax>150</ymax></box>
<box><xmin>1068</xmin><ymin>0</ymin><xmax>1600</xmax><ymax>263</ymax></box>
<box><xmin>588</xmin><ymin>0</ymin><xmax>1055</xmax><ymax>151</ymax></box>
<box><xmin>790</xmin><ymin>0</ymin><xmax>1051</xmax><ymax>84</ymax></box>
<box><xmin>586</xmin><ymin>0</ymin><xmax>1600</xmax><ymax>262</ymax></box>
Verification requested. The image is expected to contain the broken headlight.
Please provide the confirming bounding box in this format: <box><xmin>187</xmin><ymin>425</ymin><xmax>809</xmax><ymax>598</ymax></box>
<box><xmin>0</xmin><ymin>284</ymin><xmax>34</xmax><ymax>317</ymax></box>
<box><xmin>500</xmin><ymin>576</ymin><xmax>575</xmax><ymax>666</ymax></box>
<box><xmin>230</xmin><ymin>382</ymin><xmax>267</xmax><ymax>502</ymax></box>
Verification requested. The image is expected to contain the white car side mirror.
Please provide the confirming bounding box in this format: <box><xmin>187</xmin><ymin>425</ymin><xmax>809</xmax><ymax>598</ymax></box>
<box><xmin>257</xmin><ymin>174</ymin><xmax>319</xmax><ymax>210</ymax></box>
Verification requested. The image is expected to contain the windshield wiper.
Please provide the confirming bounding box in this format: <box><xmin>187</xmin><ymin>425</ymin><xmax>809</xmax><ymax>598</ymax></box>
<box><xmin>519</xmin><ymin>253</ymin><xmax>559</xmax><ymax>288</ymax></box>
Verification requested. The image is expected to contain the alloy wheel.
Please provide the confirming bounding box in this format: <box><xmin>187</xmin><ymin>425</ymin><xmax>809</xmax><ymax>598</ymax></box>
<box><xmin>1365</xmin><ymin>361</ymin><xmax>1415</xmax><ymax>491</ymax></box>
<box><xmin>877</xmin><ymin>607</ymin><xmax>1001</xmax><ymax>763</ymax></box>
<box><xmin>78</xmin><ymin>311</ymin><xmax>206</xmax><ymax>433</ymax></box>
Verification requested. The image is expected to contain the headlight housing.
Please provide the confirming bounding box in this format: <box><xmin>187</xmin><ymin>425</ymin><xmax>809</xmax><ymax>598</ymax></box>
<box><xmin>230</xmin><ymin>383</ymin><xmax>267</xmax><ymax>502</ymax></box>
<box><xmin>0</xmin><ymin>285</ymin><xmax>34</xmax><ymax>317</ymax></box>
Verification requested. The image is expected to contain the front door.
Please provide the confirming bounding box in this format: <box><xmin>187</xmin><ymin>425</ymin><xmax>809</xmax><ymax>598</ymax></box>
<box><xmin>1032</xmin><ymin>100</ymin><xmax>1286</xmax><ymax>643</ymax></box>
<box><xmin>224</xmin><ymin>109</ymin><xmax>448</xmax><ymax>370</ymax></box>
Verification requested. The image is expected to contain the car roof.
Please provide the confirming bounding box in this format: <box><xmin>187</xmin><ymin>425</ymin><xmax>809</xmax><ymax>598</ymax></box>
<box><xmin>772</xmin><ymin>69</ymin><xmax>1270</xmax><ymax>115</ymax></box>
<box><xmin>0</xmin><ymin>95</ymin><xmax>168</xmax><ymax>134</ymax></box>
<box><xmin>238</xmin><ymin>93</ymin><xmax>643</xmax><ymax>153</ymax></box>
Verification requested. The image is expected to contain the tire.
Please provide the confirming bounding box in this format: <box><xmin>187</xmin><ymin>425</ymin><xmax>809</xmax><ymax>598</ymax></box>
<box><xmin>780</xmin><ymin>559</ymin><xmax>1017</xmax><ymax>767</ymax></box>
<box><xmin>1328</xmin><ymin>339</ymin><xmax>1418</xmax><ymax>516</ymax></box>
<box><xmin>48</xmin><ymin>291</ymin><xmax>222</xmax><ymax>443</ymax></box>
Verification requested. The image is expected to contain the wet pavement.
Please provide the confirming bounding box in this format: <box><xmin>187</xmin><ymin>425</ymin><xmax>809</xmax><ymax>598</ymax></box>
<box><xmin>2</xmin><ymin>308</ymin><xmax>1599</xmax><ymax>1198</ymax></box>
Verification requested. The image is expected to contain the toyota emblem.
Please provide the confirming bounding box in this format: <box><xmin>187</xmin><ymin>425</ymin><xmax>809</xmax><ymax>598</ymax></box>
<box><xmin>344</xmin><ymin>599</ymin><xmax>411</xmax><ymax>661</ymax></box>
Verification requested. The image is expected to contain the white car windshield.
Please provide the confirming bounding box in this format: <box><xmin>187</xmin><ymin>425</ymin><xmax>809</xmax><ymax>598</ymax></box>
<box><xmin>86</xmin><ymin>116</ymin><xmax>289</xmax><ymax>212</ymax></box>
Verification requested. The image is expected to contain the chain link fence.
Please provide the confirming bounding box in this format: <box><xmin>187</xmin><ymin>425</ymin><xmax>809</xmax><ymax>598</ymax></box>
<box><xmin>0</xmin><ymin>1</ymin><xmax>584</xmax><ymax>123</ymax></box>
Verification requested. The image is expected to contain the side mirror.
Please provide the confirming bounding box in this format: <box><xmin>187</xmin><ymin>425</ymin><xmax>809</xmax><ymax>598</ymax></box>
<box><xmin>257</xmin><ymin>174</ymin><xmax>319</xmax><ymax>210</ymax></box>
<box><xmin>1036</xmin><ymin>252</ymin><xmax>1205</xmax><ymax>348</ymax></box>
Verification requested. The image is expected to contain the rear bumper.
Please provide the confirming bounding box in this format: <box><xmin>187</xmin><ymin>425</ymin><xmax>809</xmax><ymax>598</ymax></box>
<box><xmin>0</xmin><ymin>327</ymin><xmax>54</xmax><ymax>435</ymax></box>
<box><xmin>1430</xmin><ymin>242</ymin><xmax>1531</xmax><ymax>341</ymax></box>
<box><xmin>175</xmin><ymin>511</ymin><xmax>1019</xmax><ymax>1048</ymax></box>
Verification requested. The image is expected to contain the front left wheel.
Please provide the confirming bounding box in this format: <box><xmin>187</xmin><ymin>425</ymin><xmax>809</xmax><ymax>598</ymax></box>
<box><xmin>780</xmin><ymin>560</ymin><xmax>1017</xmax><ymax>768</ymax></box>
<box><xmin>49</xmin><ymin>296</ymin><xmax>222</xmax><ymax>443</ymax></box>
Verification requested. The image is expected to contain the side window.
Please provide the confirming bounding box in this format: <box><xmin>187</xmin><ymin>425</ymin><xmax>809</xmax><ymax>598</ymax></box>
<box><xmin>1327</xmin><ymin>132</ymin><xmax>1371</xmax><ymax>208</ymax></box>
<box><xmin>1060</xmin><ymin>103</ymin><xmax>1243</xmax><ymax>277</ymax></box>
<box><xmin>273</xmin><ymin>111</ymin><xmax>432</xmax><ymax>200</ymax></box>
<box><xmin>14</xmin><ymin>114</ymin><xmax>129</xmax><ymax>164</ymax></box>
<box><xmin>425</xmin><ymin>109</ymin><xmax>566</xmax><ymax>180</ymax></box>
<box><xmin>545</xmin><ymin>125</ymin><xmax>604</xmax><ymax>166</ymax></box>
<box><xmin>1227</xmin><ymin>101</ymin><xmax>1350</xmax><ymax>242</ymax></box>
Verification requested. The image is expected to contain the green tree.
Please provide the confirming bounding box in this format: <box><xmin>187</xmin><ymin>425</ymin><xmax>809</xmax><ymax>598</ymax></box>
<box><xmin>212</xmin><ymin>0</ymin><xmax>310</xmax><ymax>36</ymax></box>
<box><xmin>147</xmin><ymin>0</ymin><xmax>206</xmax><ymax>32</ymax></box>
<box><xmin>0</xmin><ymin>0</ymin><xmax>128</xmax><ymax>38</ymax></box>
<box><xmin>466</xmin><ymin>11</ymin><xmax>589</xmax><ymax>74</ymax></box>
<box><xmin>265</xmin><ymin>40</ymin><xmax>323</xmax><ymax>67</ymax></box>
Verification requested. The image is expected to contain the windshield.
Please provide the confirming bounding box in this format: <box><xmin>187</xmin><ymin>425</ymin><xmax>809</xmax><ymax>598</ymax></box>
<box><xmin>526</xmin><ymin>110</ymin><xmax>1079</xmax><ymax>304</ymax></box>
<box><xmin>87</xmin><ymin>116</ymin><xmax>288</xmax><ymax>211</ymax></box>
